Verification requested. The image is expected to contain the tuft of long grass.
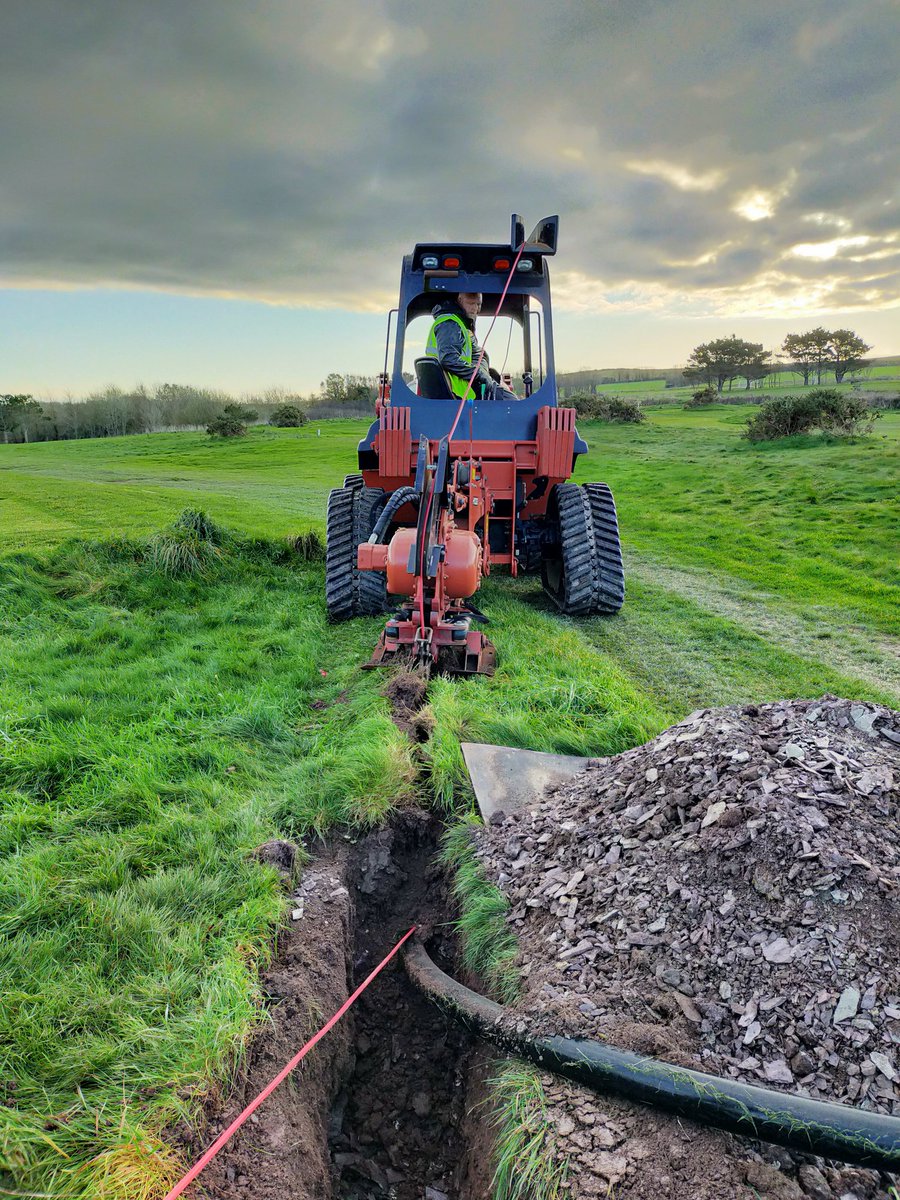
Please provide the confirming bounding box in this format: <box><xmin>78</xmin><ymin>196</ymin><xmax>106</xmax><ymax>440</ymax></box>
<box><xmin>145</xmin><ymin>523</ymin><xmax>223</xmax><ymax>577</ymax></box>
<box><xmin>441</xmin><ymin>815</ymin><xmax>519</xmax><ymax>1002</ymax></box>
<box><xmin>488</xmin><ymin>1062</ymin><xmax>570</xmax><ymax>1200</ymax></box>
<box><xmin>222</xmin><ymin>699</ymin><xmax>293</xmax><ymax>746</ymax></box>
<box><xmin>289</xmin><ymin>530</ymin><xmax>325</xmax><ymax>561</ymax></box>
<box><xmin>171</xmin><ymin>508</ymin><xmax>225</xmax><ymax>544</ymax></box>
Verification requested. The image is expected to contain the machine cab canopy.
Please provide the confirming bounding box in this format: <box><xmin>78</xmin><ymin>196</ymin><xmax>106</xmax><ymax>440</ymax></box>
<box><xmin>383</xmin><ymin>214</ymin><xmax>568</xmax><ymax>443</ymax></box>
<box><xmin>411</xmin><ymin>213</ymin><xmax>557</xmax><ymax>280</ymax></box>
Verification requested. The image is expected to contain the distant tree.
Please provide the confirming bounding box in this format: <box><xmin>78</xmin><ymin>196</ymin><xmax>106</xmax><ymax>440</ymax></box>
<box><xmin>223</xmin><ymin>401</ymin><xmax>258</xmax><ymax>422</ymax></box>
<box><xmin>780</xmin><ymin>332</ymin><xmax>817</xmax><ymax>386</ymax></box>
<box><xmin>780</xmin><ymin>327</ymin><xmax>831</xmax><ymax>385</ymax></box>
<box><xmin>684</xmin><ymin>336</ymin><xmax>768</xmax><ymax>394</ymax></box>
<box><xmin>318</xmin><ymin>374</ymin><xmax>375</xmax><ymax>408</ymax></box>
<box><xmin>738</xmin><ymin>348</ymin><xmax>772</xmax><ymax>390</ymax></box>
<box><xmin>0</xmin><ymin>394</ymin><xmax>43</xmax><ymax>443</ymax></box>
<box><xmin>321</xmin><ymin>373</ymin><xmax>347</xmax><ymax>405</ymax></box>
<box><xmin>344</xmin><ymin>375</ymin><xmax>375</xmax><ymax>405</ymax></box>
<box><xmin>780</xmin><ymin>327</ymin><xmax>872</xmax><ymax>386</ymax></box>
<box><xmin>269</xmin><ymin>403</ymin><xmax>307</xmax><ymax>427</ymax></box>
<box><xmin>829</xmin><ymin>329</ymin><xmax>872</xmax><ymax>384</ymax></box>
<box><xmin>808</xmin><ymin>327</ymin><xmax>833</xmax><ymax>385</ymax></box>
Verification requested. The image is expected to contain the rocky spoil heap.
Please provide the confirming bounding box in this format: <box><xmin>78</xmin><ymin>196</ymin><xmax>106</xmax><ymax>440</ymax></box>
<box><xmin>475</xmin><ymin>697</ymin><xmax>900</xmax><ymax>1116</ymax></box>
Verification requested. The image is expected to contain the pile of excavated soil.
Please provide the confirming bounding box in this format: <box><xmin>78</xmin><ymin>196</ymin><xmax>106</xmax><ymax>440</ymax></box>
<box><xmin>474</xmin><ymin>696</ymin><xmax>900</xmax><ymax>1199</ymax></box>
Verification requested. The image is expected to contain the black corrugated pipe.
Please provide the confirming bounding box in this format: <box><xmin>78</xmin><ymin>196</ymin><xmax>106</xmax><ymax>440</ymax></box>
<box><xmin>368</xmin><ymin>486</ymin><xmax>420</xmax><ymax>545</ymax></box>
<box><xmin>404</xmin><ymin>940</ymin><xmax>900</xmax><ymax>1171</ymax></box>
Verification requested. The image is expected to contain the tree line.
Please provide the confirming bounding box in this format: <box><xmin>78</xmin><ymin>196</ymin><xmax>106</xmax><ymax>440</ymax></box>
<box><xmin>0</xmin><ymin>376</ymin><xmax>382</xmax><ymax>444</ymax></box>
<box><xmin>0</xmin><ymin>334</ymin><xmax>880</xmax><ymax>444</ymax></box>
<box><xmin>684</xmin><ymin>327</ymin><xmax>872</xmax><ymax>394</ymax></box>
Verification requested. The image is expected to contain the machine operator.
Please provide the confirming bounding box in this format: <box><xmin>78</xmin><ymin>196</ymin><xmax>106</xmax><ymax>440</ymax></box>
<box><xmin>425</xmin><ymin>292</ymin><xmax>520</xmax><ymax>402</ymax></box>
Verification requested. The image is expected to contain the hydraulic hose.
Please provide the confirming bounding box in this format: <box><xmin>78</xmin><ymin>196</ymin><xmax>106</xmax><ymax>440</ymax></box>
<box><xmin>368</xmin><ymin>486</ymin><xmax>420</xmax><ymax>544</ymax></box>
<box><xmin>404</xmin><ymin>940</ymin><xmax>900</xmax><ymax>1171</ymax></box>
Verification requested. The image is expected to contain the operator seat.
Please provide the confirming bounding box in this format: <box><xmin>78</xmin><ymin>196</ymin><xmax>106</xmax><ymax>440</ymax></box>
<box><xmin>414</xmin><ymin>356</ymin><xmax>454</xmax><ymax>400</ymax></box>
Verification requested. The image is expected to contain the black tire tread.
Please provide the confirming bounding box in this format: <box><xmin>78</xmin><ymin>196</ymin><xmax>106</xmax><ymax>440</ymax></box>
<box><xmin>325</xmin><ymin>484</ymin><xmax>389</xmax><ymax>621</ymax></box>
<box><xmin>583</xmin><ymin>482</ymin><xmax>625</xmax><ymax>614</ymax></box>
<box><xmin>325</xmin><ymin>486</ymin><xmax>356</xmax><ymax>621</ymax></box>
<box><xmin>354</xmin><ymin>488</ymin><xmax>389</xmax><ymax>615</ymax></box>
<box><xmin>541</xmin><ymin>483</ymin><xmax>599</xmax><ymax>615</ymax></box>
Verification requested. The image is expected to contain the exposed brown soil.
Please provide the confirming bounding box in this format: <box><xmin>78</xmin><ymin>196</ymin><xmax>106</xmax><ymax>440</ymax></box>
<box><xmin>168</xmin><ymin>692</ymin><xmax>900</xmax><ymax>1200</ymax></box>
<box><xmin>169</xmin><ymin>813</ymin><xmax>480</xmax><ymax>1200</ymax></box>
<box><xmin>382</xmin><ymin>669</ymin><xmax>432</xmax><ymax>741</ymax></box>
<box><xmin>172</xmin><ymin>847</ymin><xmax>354</xmax><ymax>1199</ymax></box>
<box><xmin>329</xmin><ymin>812</ymin><xmax>474</xmax><ymax>1199</ymax></box>
<box><xmin>474</xmin><ymin>696</ymin><xmax>900</xmax><ymax>1199</ymax></box>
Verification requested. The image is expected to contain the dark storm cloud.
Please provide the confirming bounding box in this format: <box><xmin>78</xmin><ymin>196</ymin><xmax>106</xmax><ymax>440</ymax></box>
<box><xmin>1</xmin><ymin>0</ymin><xmax>898</xmax><ymax>316</ymax></box>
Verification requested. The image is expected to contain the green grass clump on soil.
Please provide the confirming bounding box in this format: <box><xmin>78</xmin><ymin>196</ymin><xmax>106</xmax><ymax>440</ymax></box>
<box><xmin>0</xmin><ymin>526</ymin><xmax>414</xmax><ymax>1198</ymax></box>
<box><xmin>488</xmin><ymin>1063</ymin><xmax>570</xmax><ymax>1200</ymax></box>
<box><xmin>441</xmin><ymin>816</ymin><xmax>519</xmax><ymax>1003</ymax></box>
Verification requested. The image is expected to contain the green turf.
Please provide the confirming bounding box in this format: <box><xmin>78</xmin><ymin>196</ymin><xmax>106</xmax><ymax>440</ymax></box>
<box><xmin>573</xmin><ymin>409</ymin><xmax>900</xmax><ymax>644</ymax></box>
<box><xmin>0</xmin><ymin>532</ymin><xmax>415</xmax><ymax>1198</ymax></box>
<box><xmin>0</xmin><ymin>422</ymin><xmax>360</xmax><ymax>551</ymax></box>
<box><xmin>595</xmin><ymin>378</ymin><xmax>667</xmax><ymax>392</ymax></box>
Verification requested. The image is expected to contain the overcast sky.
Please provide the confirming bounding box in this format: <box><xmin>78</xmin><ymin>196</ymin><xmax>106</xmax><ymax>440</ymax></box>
<box><xmin>2</xmin><ymin>0</ymin><xmax>899</xmax><ymax>396</ymax></box>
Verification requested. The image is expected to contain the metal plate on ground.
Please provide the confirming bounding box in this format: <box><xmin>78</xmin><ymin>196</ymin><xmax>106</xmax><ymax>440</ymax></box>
<box><xmin>461</xmin><ymin>742</ymin><xmax>592</xmax><ymax>821</ymax></box>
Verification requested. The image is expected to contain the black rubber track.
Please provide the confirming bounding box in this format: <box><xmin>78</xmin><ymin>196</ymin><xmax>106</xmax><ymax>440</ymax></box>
<box><xmin>583</xmin><ymin>482</ymin><xmax>625</xmax><ymax>613</ymax></box>
<box><xmin>342</xmin><ymin>472</ymin><xmax>364</xmax><ymax>490</ymax></box>
<box><xmin>325</xmin><ymin>485</ymin><xmax>389</xmax><ymax>621</ymax></box>
<box><xmin>541</xmin><ymin>483</ymin><xmax>599</xmax><ymax>615</ymax></box>
<box><xmin>353</xmin><ymin>487</ymin><xmax>389</xmax><ymax>615</ymax></box>
<box><xmin>325</xmin><ymin>486</ymin><xmax>356</xmax><ymax>621</ymax></box>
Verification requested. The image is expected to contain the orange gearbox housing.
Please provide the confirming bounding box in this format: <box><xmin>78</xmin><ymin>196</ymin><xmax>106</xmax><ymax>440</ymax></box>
<box><xmin>384</xmin><ymin>527</ymin><xmax>417</xmax><ymax>596</ymax></box>
<box><xmin>442</xmin><ymin>529</ymin><xmax>482</xmax><ymax>599</ymax></box>
<box><xmin>364</xmin><ymin>526</ymin><xmax>482</xmax><ymax>599</ymax></box>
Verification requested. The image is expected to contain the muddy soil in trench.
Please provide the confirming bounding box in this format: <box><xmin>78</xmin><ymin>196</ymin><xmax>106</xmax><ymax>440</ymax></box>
<box><xmin>174</xmin><ymin>811</ymin><xmax>482</xmax><ymax>1200</ymax></box>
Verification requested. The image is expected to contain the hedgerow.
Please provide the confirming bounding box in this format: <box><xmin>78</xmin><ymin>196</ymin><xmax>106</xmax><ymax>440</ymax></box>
<box><xmin>743</xmin><ymin>389</ymin><xmax>879</xmax><ymax>442</ymax></box>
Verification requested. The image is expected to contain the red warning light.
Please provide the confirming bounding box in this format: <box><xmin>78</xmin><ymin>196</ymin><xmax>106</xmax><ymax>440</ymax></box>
<box><xmin>443</xmin><ymin>256</ymin><xmax>461</xmax><ymax>268</ymax></box>
<box><xmin>493</xmin><ymin>257</ymin><xmax>511</xmax><ymax>270</ymax></box>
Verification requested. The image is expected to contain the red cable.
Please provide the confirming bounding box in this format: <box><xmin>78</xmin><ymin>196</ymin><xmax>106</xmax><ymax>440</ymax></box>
<box><xmin>162</xmin><ymin>926</ymin><xmax>417</xmax><ymax>1200</ymax></box>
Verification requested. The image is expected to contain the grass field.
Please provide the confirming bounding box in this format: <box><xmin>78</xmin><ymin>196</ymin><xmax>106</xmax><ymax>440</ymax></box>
<box><xmin>567</xmin><ymin>369</ymin><xmax>900</xmax><ymax>404</ymax></box>
<box><xmin>1</xmin><ymin>408</ymin><xmax>898</xmax><ymax>1197</ymax></box>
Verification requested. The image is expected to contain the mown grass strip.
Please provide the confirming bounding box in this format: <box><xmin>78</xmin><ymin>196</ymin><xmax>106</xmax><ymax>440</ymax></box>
<box><xmin>573</xmin><ymin>410</ymin><xmax>900</xmax><ymax>637</ymax></box>
<box><xmin>572</xmin><ymin>570</ymin><xmax>900</xmax><ymax>713</ymax></box>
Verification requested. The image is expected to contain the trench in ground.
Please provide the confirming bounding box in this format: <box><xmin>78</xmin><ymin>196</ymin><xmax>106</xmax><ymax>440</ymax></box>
<box><xmin>328</xmin><ymin>811</ymin><xmax>488</xmax><ymax>1200</ymax></box>
<box><xmin>184</xmin><ymin>811</ymin><xmax>493</xmax><ymax>1200</ymax></box>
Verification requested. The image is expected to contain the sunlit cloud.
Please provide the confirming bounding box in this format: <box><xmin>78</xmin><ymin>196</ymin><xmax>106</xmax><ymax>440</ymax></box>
<box><xmin>625</xmin><ymin>159</ymin><xmax>726</xmax><ymax>192</ymax></box>
<box><xmin>734</xmin><ymin>192</ymin><xmax>776</xmax><ymax>221</ymax></box>
<box><xmin>802</xmin><ymin>212</ymin><xmax>852</xmax><ymax>229</ymax></box>
<box><xmin>790</xmin><ymin>236</ymin><xmax>872</xmax><ymax>261</ymax></box>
